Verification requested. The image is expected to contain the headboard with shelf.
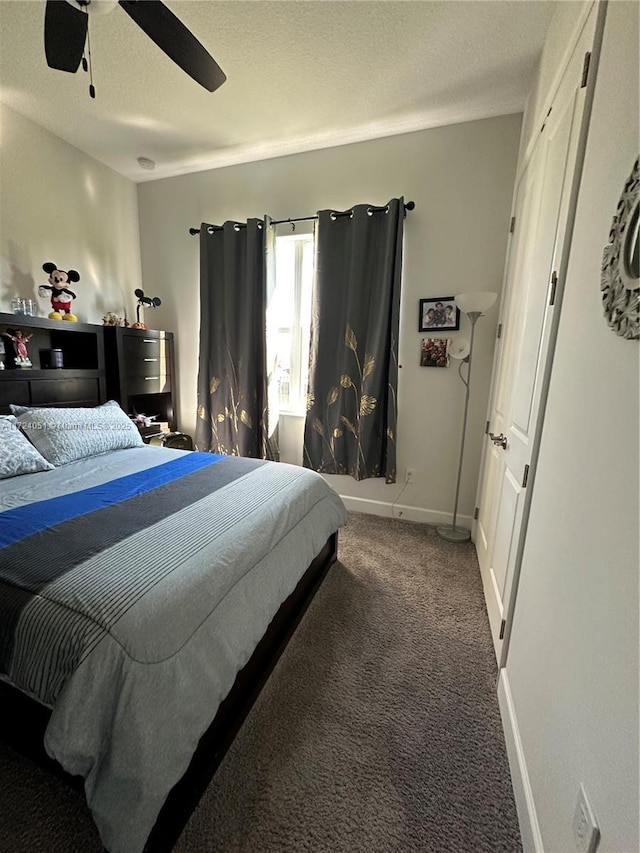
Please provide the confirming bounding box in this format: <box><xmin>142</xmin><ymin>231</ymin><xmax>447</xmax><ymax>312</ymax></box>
<box><xmin>0</xmin><ymin>313</ymin><xmax>106</xmax><ymax>414</ymax></box>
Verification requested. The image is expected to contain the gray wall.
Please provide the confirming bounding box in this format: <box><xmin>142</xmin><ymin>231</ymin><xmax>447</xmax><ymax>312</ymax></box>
<box><xmin>0</xmin><ymin>104</ymin><xmax>142</xmax><ymax>324</ymax></box>
<box><xmin>137</xmin><ymin>114</ymin><xmax>521</xmax><ymax>523</ymax></box>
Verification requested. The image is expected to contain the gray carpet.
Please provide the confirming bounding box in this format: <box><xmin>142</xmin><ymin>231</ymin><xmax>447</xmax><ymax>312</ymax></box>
<box><xmin>0</xmin><ymin>512</ymin><xmax>522</xmax><ymax>853</ymax></box>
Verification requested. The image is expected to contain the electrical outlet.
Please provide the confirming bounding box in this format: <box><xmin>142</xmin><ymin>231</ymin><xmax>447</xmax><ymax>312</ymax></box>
<box><xmin>572</xmin><ymin>785</ymin><xmax>600</xmax><ymax>853</ymax></box>
<box><xmin>405</xmin><ymin>467</ymin><xmax>415</xmax><ymax>484</ymax></box>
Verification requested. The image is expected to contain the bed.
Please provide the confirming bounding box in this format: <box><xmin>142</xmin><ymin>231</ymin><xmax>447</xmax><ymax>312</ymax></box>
<box><xmin>0</xmin><ymin>413</ymin><xmax>347</xmax><ymax>853</ymax></box>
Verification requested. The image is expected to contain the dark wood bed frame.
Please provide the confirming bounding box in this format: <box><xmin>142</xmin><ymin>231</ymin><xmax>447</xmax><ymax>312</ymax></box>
<box><xmin>0</xmin><ymin>324</ymin><xmax>339</xmax><ymax>851</ymax></box>
<box><xmin>0</xmin><ymin>532</ymin><xmax>338</xmax><ymax>852</ymax></box>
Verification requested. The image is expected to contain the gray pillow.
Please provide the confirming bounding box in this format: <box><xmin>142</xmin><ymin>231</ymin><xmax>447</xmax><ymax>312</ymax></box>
<box><xmin>0</xmin><ymin>416</ymin><xmax>55</xmax><ymax>478</ymax></box>
<box><xmin>15</xmin><ymin>401</ymin><xmax>143</xmax><ymax>466</ymax></box>
<box><xmin>9</xmin><ymin>401</ymin><xmax>120</xmax><ymax>417</ymax></box>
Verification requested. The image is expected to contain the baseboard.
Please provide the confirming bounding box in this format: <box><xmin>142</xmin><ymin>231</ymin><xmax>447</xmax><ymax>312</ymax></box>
<box><xmin>497</xmin><ymin>669</ymin><xmax>544</xmax><ymax>853</ymax></box>
<box><xmin>338</xmin><ymin>495</ymin><xmax>472</xmax><ymax>529</ymax></box>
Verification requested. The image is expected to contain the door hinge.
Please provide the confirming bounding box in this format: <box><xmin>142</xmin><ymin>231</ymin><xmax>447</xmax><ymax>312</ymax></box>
<box><xmin>522</xmin><ymin>464</ymin><xmax>530</xmax><ymax>488</ymax></box>
<box><xmin>581</xmin><ymin>52</ymin><xmax>591</xmax><ymax>88</ymax></box>
<box><xmin>497</xmin><ymin>323</ymin><xmax>503</xmax><ymax>339</ymax></box>
<box><xmin>485</xmin><ymin>420</ymin><xmax>490</xmax><ymax>435</ymax></box>
<box><xmin>499</xmin><ymin>619</ymin><xmax>506</xmax><ymax>640</ymax></box>
<box><xmin>473</xmin><ymin>506</ymin><xmax>480</xmax><ymax>520</ymax></box>
<box><xmin>549</xmin><ymin>271</ymin><xmax>558</xmax><ymax>305</ymax></box>
<box><xmin>509</xmin><ymin>216</ymin><xmax>516</xmax><ymax>234</ymax></box>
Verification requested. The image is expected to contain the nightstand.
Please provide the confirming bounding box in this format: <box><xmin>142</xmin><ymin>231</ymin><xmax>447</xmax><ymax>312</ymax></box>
<box><xmin>104</xmin><ymin>326</ymin><xmax>176</xmax><ymax>430</ymax></box>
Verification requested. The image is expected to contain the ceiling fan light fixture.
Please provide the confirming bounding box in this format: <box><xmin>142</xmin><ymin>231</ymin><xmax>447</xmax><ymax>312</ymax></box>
<box><xmin>65</xmin><ymin>0</ymin><xmax>119</xmax><ymax>14</ymax></box>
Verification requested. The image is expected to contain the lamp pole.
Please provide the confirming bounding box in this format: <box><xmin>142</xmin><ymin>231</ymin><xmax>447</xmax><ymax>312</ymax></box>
<box><xmin>437</xmin><ymin>312</ymin><xmax>480</xmax><ymax>543</ymax></box>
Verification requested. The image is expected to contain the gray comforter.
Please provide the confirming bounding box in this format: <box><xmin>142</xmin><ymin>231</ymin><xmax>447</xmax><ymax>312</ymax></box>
<box><xmin>0</xmin><ymin>447</ymin><xmax>347</xmax><ymax>852</ymax></box>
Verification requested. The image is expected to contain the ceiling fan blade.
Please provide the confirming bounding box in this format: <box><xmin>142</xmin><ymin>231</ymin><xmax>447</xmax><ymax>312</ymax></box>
<box><xmin>44</xmin><ymin>0</ymin><xmax>87</xmax><ymax>73</ymax></box>
<box><xmin>118</xmin><ymin>0</ymin><xmax>226</xmax><ymax>92</ymax></box>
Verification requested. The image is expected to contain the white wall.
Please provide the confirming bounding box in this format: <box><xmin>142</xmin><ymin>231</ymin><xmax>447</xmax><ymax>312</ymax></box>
<box><xmin>137</xmin><ymin>115</ymin><xmax>521</xmax><ymax>523</ymax></box>
<box><xmin>0</xmin><ymin>103</ymin><xmax>142</xmax><ymax>324</ymax></box>
<box><xmin>503</xmin><ymin>2</ymin><xmax>639</xmax><ymax>851</ymax></box>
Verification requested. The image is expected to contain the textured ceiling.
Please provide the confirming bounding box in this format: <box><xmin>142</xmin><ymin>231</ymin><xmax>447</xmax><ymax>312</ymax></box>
<box><xmin>0</xmin><ymin>0</ymin><xmax>556</xmax><ymax>182</ymax></box>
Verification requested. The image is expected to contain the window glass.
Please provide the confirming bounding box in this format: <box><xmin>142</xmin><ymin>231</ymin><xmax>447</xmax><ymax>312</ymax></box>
<box><xmin>271</xmin><ymin>240</ymin><xmax>295</xmax><ymax>329</ymax></box>
<box><xmin>267</xmin><ymin>234</ymin><xmax>314</xmax><ymax>412</ymax></box>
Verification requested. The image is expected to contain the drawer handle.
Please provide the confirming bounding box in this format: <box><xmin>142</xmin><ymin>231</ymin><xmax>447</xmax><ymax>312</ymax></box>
<box><xmin>144</xmin><ymin>358</ymin><xmax>158</xmax><ymax>362</ymax></box>
<box><xmin>144</xmin><ymin>376</ymin><xmax>160</xmax><ymax>381</ymax></box>
<box><xmin>143</xmin><ymin>339</ymin><xmax>156</xmax><ymax>343</ymax></box>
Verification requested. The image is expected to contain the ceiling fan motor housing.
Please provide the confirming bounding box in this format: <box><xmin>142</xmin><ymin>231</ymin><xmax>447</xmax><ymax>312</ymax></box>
<box><xmin>67</xmin><ymin>0</ymin><xmax>118</xmax><ymax>14</ymax></box>
<box><xmin>48</xmin><ymin>0</ymin><xmax>227</xmax><ymax>92</ymax></box>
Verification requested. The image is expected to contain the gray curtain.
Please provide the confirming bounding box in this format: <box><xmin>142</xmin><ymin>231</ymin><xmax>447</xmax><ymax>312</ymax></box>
<box><xmin>303</xmin><ymin>198</ymin><xmax>403</xmax><ymax>482</ymax></box>
<box><xmin>195</xmin><ymin>219</ymin><xmax>268</xmax><ymax>457</ymax></box>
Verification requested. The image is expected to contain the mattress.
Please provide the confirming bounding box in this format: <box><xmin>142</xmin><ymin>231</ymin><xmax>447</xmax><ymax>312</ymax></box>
<box><xmin>0</xmin><ymin>446</ymin><xmax>347</xmax><ymax>853</ymax></box>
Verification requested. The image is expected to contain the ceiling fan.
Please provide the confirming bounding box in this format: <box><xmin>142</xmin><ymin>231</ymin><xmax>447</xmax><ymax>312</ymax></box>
<box><xmin>44</xmin><ymin>0</ymin><xmax>226</xmax><ymax>97</ymax></box>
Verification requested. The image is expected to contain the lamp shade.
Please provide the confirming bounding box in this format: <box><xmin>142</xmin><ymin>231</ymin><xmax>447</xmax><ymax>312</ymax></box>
<box><xmin>449</xmin><ymin>337</ymin><xmax>470</xmax><ymax>360</ymax></box>
<box><xmin>454</xmin><ymin>291</ymin><xmax>497</xmax><ymax>315</ymax></box>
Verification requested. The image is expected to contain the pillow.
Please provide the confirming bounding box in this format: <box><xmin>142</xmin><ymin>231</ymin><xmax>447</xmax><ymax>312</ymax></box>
<box><xmin>9</xmin><ymin>401</ymin><xmax>121</xmax><ymax>417</ymax></box>
<box><xmin>0</xmin><ymin>416</ymin><xmax>55</xmax><ymax>478</ymax></box>
<box><xmin>15</xmin><ymin>401</ymin><xmax>143</xmax><ymax>466</ymax></box>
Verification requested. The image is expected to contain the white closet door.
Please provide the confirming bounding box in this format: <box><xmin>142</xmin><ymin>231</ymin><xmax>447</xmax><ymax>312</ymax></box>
<box><xmin>475</xmin><ymin>12</ymin><xmax>596</xmax><ymax>659</ymax></box>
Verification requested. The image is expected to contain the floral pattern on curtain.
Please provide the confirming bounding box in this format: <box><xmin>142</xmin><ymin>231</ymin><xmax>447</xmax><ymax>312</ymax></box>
<box><xmin>195</xmin><ymin>219</ymin><xmax>269</xmax><ymax>457</ymax></box>
<box><xmin>303</xmin><ymin>198</ymin><xmax>404</xmax><ymax>482</ymax></box>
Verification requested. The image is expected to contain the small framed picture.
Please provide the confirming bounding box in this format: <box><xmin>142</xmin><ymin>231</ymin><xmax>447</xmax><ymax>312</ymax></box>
<box><xmin>419</xmin><ymin>296</ymin><xmax>460</xmax><ymax>332</ymax></box>
<box><xmin>421</xmin><ymin>338</ymin><xmax>450</xmax><ymax>368</ymax></box>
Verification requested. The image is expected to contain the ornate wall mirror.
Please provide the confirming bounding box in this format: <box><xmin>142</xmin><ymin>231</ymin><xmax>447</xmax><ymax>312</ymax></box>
<box><xmin>621</xmin><ymin>198</ymin><xmax>639</xmax><ymax>288</ymax></box>
<box><xmin>601</xmin><ymin>157</ymin><xmax>639</xmax><ymax>340</ymax></box>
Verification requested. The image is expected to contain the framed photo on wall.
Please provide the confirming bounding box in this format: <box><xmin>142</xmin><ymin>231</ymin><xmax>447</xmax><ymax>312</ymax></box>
<box><xmin>419</xmin><ymin>296</ymin><xmax>460</xmax><ymax>332</ymax></box>
<box><xmin>421</xmin><ymin>338</ymin><xmax>450</xmax><ymax>368</ymax></box>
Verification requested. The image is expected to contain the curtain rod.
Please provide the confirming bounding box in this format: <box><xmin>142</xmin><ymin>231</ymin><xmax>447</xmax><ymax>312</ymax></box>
<box><xmin>188</xmin><ymin>200</ymin><xmax>415</xmax><ymax>235</ymax></box>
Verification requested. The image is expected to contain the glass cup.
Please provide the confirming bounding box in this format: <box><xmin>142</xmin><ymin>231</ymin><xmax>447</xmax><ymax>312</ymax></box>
<box><xmin>12</xmin><ymin>297</ymin><xmax>26</xmax><ymax>315</ymax></box>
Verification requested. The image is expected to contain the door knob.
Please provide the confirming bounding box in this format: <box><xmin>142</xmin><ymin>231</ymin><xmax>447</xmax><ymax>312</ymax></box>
<box><xmin>489</xmin><ymin>432</ymin><xmax>508</xmax><ymax>449</ymax></box>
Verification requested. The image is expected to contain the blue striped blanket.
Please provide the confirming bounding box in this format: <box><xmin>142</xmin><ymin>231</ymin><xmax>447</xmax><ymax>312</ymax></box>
<box><xmin>0</xmin><ymin>451</ymin><xmax>233</xmax><ymax>704</ymax></box>
<box><xmin>0</xmin><ymin>448</ymin><xmax>347</xmax><ymax>853</ymax></box>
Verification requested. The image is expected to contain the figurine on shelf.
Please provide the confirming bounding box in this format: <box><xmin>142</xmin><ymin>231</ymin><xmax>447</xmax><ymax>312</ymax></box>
<box><xmin>102</xmin><ymin>311</ymin><xmax>124</xmax><ymax>326</ymax></box>
<box><xmin>8</xmin><ymin>329</ymin><xmax>33</xmax><ymax>368</ymax></box>
<box><xmin>131</xmin><ymin>413</ymin><xmax>158</xmax><ymax>428</ymax></box>
<box><xmin>132</xmin><ymin>288</ymin><xmax>161</xmax><ymax>329</ymax></box>
<box><xmin>39</xmin><ymin>261</ymin><xmax>80</xmax><ymax>321</ymax></box>
<box><xmin>102</xmin><ymin>309</ymin><xmax>131</xmax><ymax>327</ymax></box>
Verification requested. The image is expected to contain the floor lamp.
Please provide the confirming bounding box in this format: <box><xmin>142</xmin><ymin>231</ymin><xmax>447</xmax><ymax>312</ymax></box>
<box><xmin>437</xmin><ymin>291</ymin><xmax>498</xmax><ymax>543</ymax></box>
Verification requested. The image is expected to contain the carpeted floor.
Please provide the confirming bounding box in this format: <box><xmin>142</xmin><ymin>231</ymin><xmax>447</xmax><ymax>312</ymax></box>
<box><xmin>0</xmin><ymin>512</ymin><xmax>522</xmax><ymax>853</ymax></box>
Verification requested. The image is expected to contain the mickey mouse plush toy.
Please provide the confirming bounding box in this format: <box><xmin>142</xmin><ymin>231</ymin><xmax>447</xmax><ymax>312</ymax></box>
<box><xmin>39</xmin><ymin>262</ymin><xmax>80</xmax><ymax>321</ymax></box>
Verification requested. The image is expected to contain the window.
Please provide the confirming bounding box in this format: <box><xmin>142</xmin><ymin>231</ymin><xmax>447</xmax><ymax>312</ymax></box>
<box><xmin>266</xmin><ymin>232</ymin><xmax>314</xmax><ymax>413</ymax></box>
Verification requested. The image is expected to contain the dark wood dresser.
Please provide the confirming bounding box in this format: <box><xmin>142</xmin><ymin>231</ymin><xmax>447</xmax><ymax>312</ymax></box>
<box><xmin>104</xmin><ymin>326</ymin><xmax>176</xmax><ymax>432</ymax></box>
<box><xmin>0</xmin><ymin>313</ymin><xmax>106</xmax><ymax>413</ymax></box>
